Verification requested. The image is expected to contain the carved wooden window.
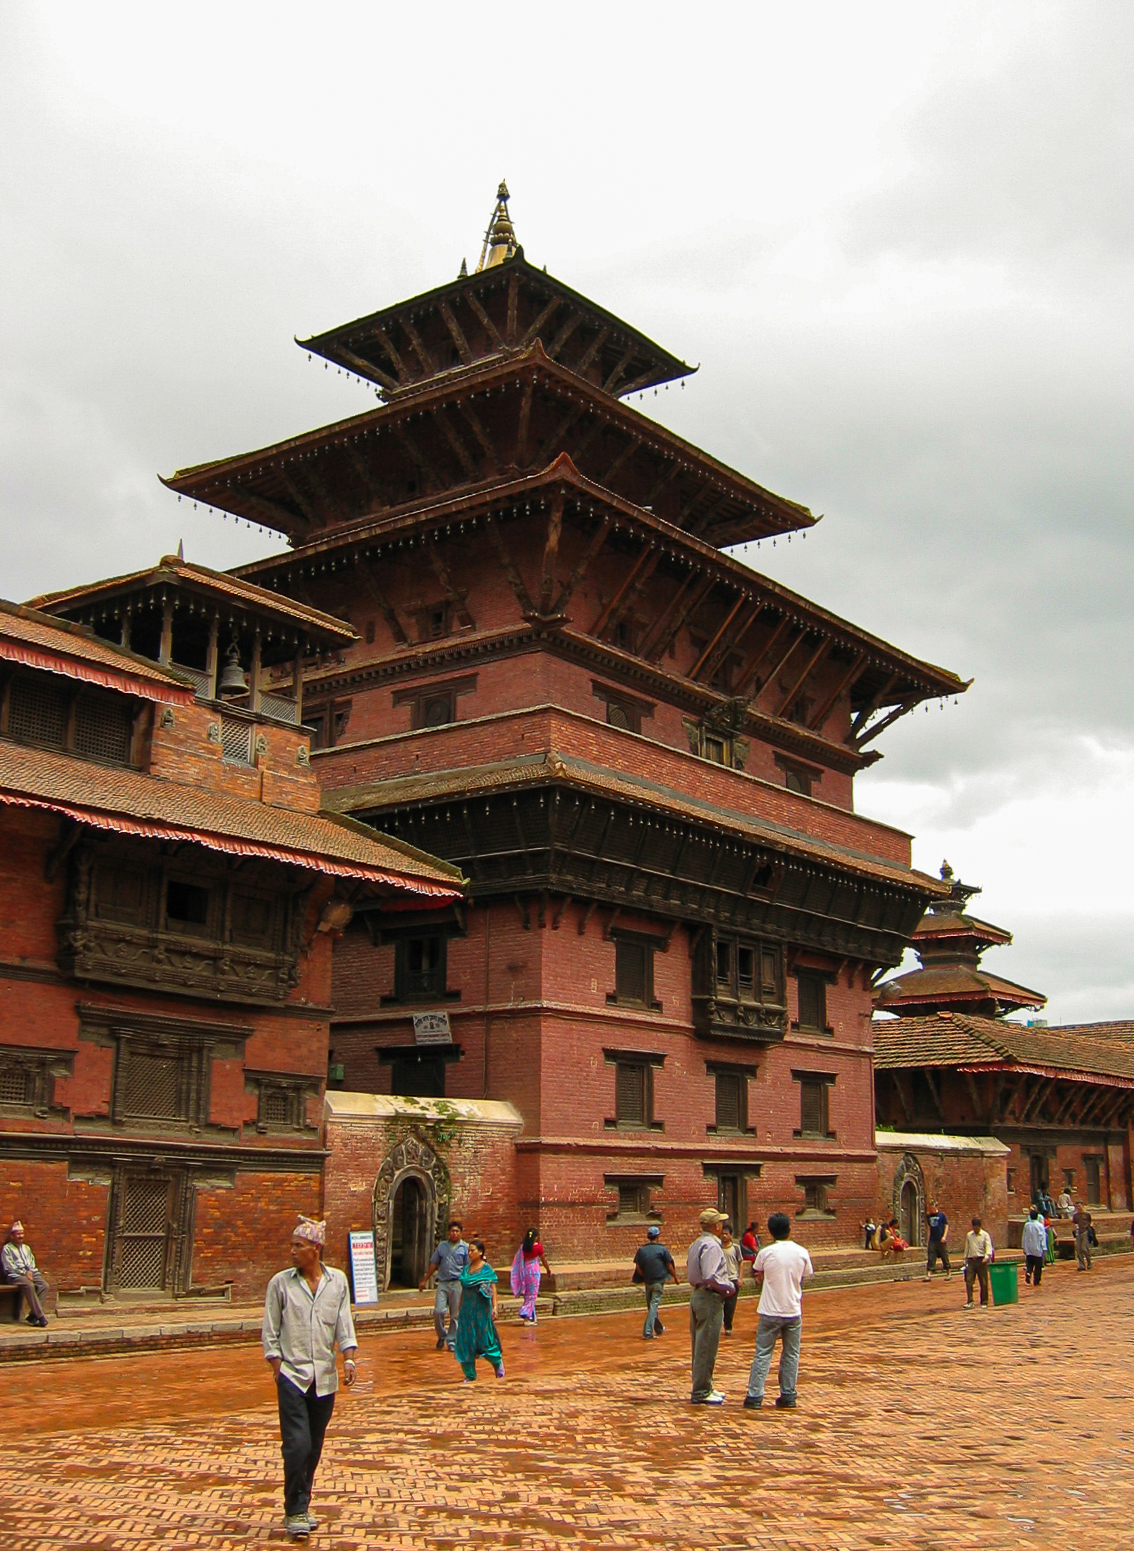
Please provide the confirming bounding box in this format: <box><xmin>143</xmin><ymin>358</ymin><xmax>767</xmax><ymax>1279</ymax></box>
<box><xmin>593</xmin><ymin>682</ymin><xmax>652</xmax><ymax>736</ymax></box>
<box><xmin>618</xmin><ymin>1182</ymin><xmax>650</xmax><ymax>1216</ymax></box>
<box><xmin>75</xmin><ymin>693</ymin><xmax>134</xmax><ymax>764</ymax></box>
<box><xmin>3</xmin><ymin>672</ymin><xmax>138</xmax><ymax>767</ymax></box>
<box><xmin>605</xmin><ymin>1174</ymin><xmax>663</xmax><ymax>1221</ymax></box>
<box><xmin>417</xmin><ymin>604</ymin><xmax>450</xmax><ymax>643</ymax></box>
<box><xmin>95</xmin><ymin>865</ymin><xmax>148</xmax><ymax>925</ymax></box>
<box><xmin>394</xmin><ymin>676</ymin><xmax>475</xmax><ymax>732</ymax></box>
<box><xmin>704</xmin><ymin>734</ymin><xmax>728</xmax><ymax>764</ymax></box>
<box><xmin>250</xmin><ymin>1074</ymin><xmax>313</xmax><ymax>1134</ymax></box>
<box><xmin>796</xmin><ymin>973</ymin><xmax>830</xmax><ymax>1033</ymax></box>
<box><xmin>164</xmin><ymin>879</ymin><xmax>213</xmax><ymax>937</ymax></box>
<box><xmin>394</xmin><ymin>935</ymin><xmax>448</xmax><ymax>1001</ymax></box>
<box><xmin>220</xmin><ymin>717</ymin><xmax>253</xmax><ymax>764</ymax></box>
<box><xmin>696</xmin><ymin>930</ymin><xmax>786</xmax><ymax>1042</ymax></box>
<box><xmin>795</xmin><ymin>1074</ymin><xmax>834</xmax><ymax>1139</ymax></box>
<box><xmin>0</xmin><ymin>1047</ymin><xmax>70</xmax><ymax>1117</ymax></box>
<box><xmin>714</xmin><ymin>1071</ymin><xmax>745</xmax><ymax>1132</ymax></box>
<box><xmin>797</xmin><ymin>1177</ymin><xmax>836</xmax><ymax>1215</ymax></box>
<box><xmin>231</xmin><ymin>890</ymin><xmax>274</xmax><ymax>948</ymax></box>
<box><xmin>8</xmin><ymin>676</ymin><xmax>69</xmax><ymax>749</ymax></box>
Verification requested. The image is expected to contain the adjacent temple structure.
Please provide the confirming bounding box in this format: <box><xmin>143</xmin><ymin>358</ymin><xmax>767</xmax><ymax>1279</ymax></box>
<box><xmin>154</xmin><ymin>184</ymin><xmax>972</xmax><ymax>1282</ymax></box>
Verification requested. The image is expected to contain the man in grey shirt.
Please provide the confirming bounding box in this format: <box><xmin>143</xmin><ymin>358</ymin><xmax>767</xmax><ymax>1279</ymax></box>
<box><xmin>419</xmin><ymin>1218</ymin><xmax>469</xmax><ymax>1351</ymax></box>
<box><xmin>685</xmin><ymin>1207</ymin><xmax>735</xmax><ymax>1404</ymax></box>
<box><xmin>263</xmin><ymin>1217</ymin><xmax>358</xmax><ymax>1542</ymax></box>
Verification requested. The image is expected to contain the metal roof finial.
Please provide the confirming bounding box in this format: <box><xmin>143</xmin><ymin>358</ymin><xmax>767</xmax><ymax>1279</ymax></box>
<box><xmin>476</xmin><ymin>180</ymin><xmax>518</xmax><ymax>272</ymax></box>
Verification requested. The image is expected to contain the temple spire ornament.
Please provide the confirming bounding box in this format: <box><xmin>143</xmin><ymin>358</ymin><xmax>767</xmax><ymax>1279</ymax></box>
<box><xmin>476</xmin><ymin>180</ymin><xmax>518</xmax><ymax>272</ymax></box>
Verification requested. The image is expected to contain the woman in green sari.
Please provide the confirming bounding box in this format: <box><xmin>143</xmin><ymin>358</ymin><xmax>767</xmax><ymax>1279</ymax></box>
<box><xmin>454</xmin><ymin>1239</ymin><xmax>505</xmax><ymax>1381</ymax></box>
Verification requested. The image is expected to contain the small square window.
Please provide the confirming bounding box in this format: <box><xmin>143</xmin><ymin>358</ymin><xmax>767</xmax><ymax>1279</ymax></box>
<box><xmin>165</xmin><ymin>880</ymin><xmax>211</xmax><ymax>934</ymax></box>
<box><xmin>606</xmin><ymin>699</ymin><xmax>640</xmax><ymax>734</ymax></box>
<box><xmin>617</xmin><ymin>1182</ymin><xmax>651</xmax><ymax>1217</ymax></box>
<box><xmin>784</xmin><ymin>767</ymin><xmax>811</xmax><ymax>796</ymax></box>
<box><xmin>802</xmin><ymin>1181</ymin><xmax>829</xmax><ymax>1213</ymax></box>
<box><xmin>1062</xmin><ymin>1168</ymin><xmax>1075</xmax><ymax>1189</ymax></box>
<box><xmin>394</xmin><ymin>935</ymin><xmax>448</xmax><ymax>1001</ymax></box>
<box><xmin>704</xmin><ymin>734</ymin><xmax>728</xmax><ymax>765</ymax></box>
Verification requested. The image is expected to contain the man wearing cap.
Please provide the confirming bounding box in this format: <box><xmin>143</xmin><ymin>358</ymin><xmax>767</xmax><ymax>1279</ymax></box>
<box><xmin>263</xmin><ymin>1217</ymin><xmax>358</xmax><ymax>1542</ymax></box>
<box><xmin>1</xmin><ymin>1221</ymin><xmax>49</xmax><ymax>1326</ymax></box>
<box><xmin>685</xmin><ymin>1207</ymin><xmax>736</xmax><ymax>1404</ymax></box>
<box><xmin>631</xmin><ymin>1224</ymin><xmax>679</xmax><ymax>1340</ymax></box>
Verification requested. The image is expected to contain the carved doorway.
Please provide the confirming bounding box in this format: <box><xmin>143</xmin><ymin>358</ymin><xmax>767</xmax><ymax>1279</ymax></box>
<box><xmin>372</xmin><ymin>1133</ymin><xmax>450</xmax><ymax>1292</ymax></box>
<box><xmin>899</xmin><ymin>1180</ymin><xmax>920</xmax><ymax>1248</ymax></box>
<box><xmin>105</xmin><ymin>1166</ymin><xmax>191</xmax><ymax>1297</ymax></box>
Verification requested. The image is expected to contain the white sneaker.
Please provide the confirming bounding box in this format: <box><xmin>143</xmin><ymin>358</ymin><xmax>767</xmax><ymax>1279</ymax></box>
<box><xmin>692</xmin><ymin>1389</ymin><xmax>726</xmax><ymax>1405</ymax></box>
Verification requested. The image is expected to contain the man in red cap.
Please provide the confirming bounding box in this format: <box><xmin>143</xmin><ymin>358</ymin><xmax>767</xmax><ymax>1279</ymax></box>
<box><xmin>263</xmin><ymin>1217</ymin><xmax>358</xmax><ymax>1541</ymax></box>
<box><xmin>1</xmin><ymin>1221</ymin><xmax>49</xmax><ymax>1326</ymax></box>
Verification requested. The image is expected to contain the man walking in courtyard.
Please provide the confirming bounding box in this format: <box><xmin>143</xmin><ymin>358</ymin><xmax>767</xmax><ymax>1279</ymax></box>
<box><xmin>743</xmin><ymin>1213</ymin><xmax>813</xmax><ymax>1411</ymax></box>
<box><xmin>263</xmin><ymin>1217</ymin><xmax>358</xmax><ymax>1541</ymax></box>
<box><xmin>923</xmin><ymin>1202</ymin><xmax>951</xmax><ymax>1281</ymax></box>
<box><xmin>419</xmin><ymin>1219</ymin><xmax>468</xmax><ymax>1350</ymax></box>
<box><xmin>686</xmin><ymin>1207</ymin><xmax>736</xmax><ymax>1404</ymax></box>
<box><xmin>1</xmin><ymin>1221</ymin><xmax>50</xmax><ymax>1326</ymax></box>
<box><xmin>631</xmin><ymin>1224</ymin><xmax>678</xmax><ymax>1339</ymax></box>
<box><xmin>1022</xmin><ymin>1208</ymin><xmax>1047</xmax><ymax>1287</ymax></box>
<box><xmin>962</xmin><ymin>1216</ymin><xmax>994</xmax><ymax>1309</ymax></box>
<box><xmin>1073</xmin><ymin>1203</ymin><xmax>1094</xmax><ymax>1271</ymax></box>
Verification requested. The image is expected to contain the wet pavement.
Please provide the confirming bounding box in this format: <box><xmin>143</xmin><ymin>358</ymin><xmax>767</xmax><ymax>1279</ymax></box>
<box><xmin>1</xmin><ymin>1257</ymin><xmax>1131</xmax><ymax>1548</ymax></box>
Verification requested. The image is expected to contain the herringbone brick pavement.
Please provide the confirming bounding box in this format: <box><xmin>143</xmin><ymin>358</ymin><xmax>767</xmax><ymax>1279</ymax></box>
<box><xmin>0</xmin><ymin>1258</ymin><xmax>1130</xmax><ymax>1549</ymax></box>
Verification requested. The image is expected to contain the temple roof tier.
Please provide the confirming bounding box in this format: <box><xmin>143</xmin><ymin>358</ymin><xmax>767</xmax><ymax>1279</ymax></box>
<box><xmin>0</xmin><ymin>600</ymin><xmax>198</xmax><ymax>706</ymax></box>
<box><xmin>161</xmin><ymin>345</ymin><xmax>813</xmax><ymax>550</ymax></box>
<box><xmin>298</xmin><ymin>252</ymin><xmax>695</xmax><ymax>402</ymax></box>
<box><xmin>873</xmin><ymin>964</ymin><xmax>1046</xmax><ymax>1018</ymax></box>
<box><xmin>233</xmin><ymin>457</ymin><xmax>968</xmax><ymax>754</ymax></box>
<box><xmin>873</xmin><ymin>1011</ymin><xmax>1134</xmax><ymax>1087</ymax></box>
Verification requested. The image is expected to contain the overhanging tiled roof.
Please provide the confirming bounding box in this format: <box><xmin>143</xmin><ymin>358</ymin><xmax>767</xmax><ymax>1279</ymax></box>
<box><xmin>0</xmin><ymin>601</ymin><xmax>197</xmax><ymax>705</ymax></box>
<box><xmin>873</xmin><ymin>1012</ymin><xmax>1134</xmax><ymax>1085</ymax></box>
<box><xmin>30</xmin><ymin>557</ymin><xmax>356</xmax><ymax>646</ymax></box>
<box><xmin>323</xmin><ymin>750</ymin><xmax>943</xmax><ymax>895</ymax></box>
<box><xmin>874</xmin><ymin>964</ymin><xmax>1046</xmax><ymax>1013</ymax></box>
<box><xmin>0</xmin><ymin>740</ymin><xmax>463</xmax><ymax>897</ymax></box>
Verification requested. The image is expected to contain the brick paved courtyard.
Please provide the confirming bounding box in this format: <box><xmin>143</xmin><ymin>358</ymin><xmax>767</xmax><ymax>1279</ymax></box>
<box><xmin>1</xmin><ymin>1257</ymin><xmax>1131</xmax><ymax>1550</ymax></box>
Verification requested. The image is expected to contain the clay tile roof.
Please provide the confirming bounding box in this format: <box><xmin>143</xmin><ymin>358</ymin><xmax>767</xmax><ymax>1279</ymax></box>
<box><xmin>873</xmin><ymin>1012</ymin><xmax>1134</xmax><ymax>1085</ymax></box>
<box><xmin>0</xmin><ymin>740</ymin><xmax>463</xmax><ymax>898</ymax></box>
<box><xmin>874</xmin><ymin>965</ymin><xmax>1046</xmax><ymax>1012</ymax></box>
<box><xmin>0</xmin><ymin>600</ymin><xmax>197</xmax><ymax>706</ymax></box>
<box><xmin>30</xmin><ymin>557</ymin><xmax>356</xmax><ymax>644</ymax></box>
<box><xmin>912</xmin><ymin>911</ymin><xmax>1012</xmax><ymax>947</ymax></box>
<box><xmin>322</xmin><ymin>750</ymin><xmax>942</xmax><ymax>895</ymax></box>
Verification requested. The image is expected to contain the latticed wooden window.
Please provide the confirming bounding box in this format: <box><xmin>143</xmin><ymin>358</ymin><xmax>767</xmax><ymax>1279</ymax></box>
<box><xmin>714</xmin><ymin>1071</ymin><xmax>744</xmax><ymax>1131</ymax></box>
<box><xmin>0</xmin><ymin>1066</ymin><xmax>32</xmax><ymax>1105</ymax></box>
<box><xmin>122</xmin><ymin>1053</ymin><xmax>182</xmax><ymax>1120</ymax></box>
<box><xmin>221</xmin><ymin>717</ymin><xmax>252</xmax><ymax>763</ymax></box>
<box><xmin>262</xmin><ymin>1088</ymin><xmax>292</xmax><ymax>1126</ymax></box>
<box><xmin>117</xmin><ymin>1174</ymin><xmax>173</xmax><ymax>1290</ymax></box>
<box><xmin>803</xmin><ymin>1180</ymin><xmax>829</xmax><ymax>1213</ymax></box>
<box><xmin>799</xmin><ymin>1077</ymin><xmax>829</xmax><ymax>1137</ymax></box>
<box><xmin>75</xmin><ymin>692</ymin><xmax>134</xmax><ymax>764</ymax></box>
<box><xmin>9</xmin><ymin>677</ymin><xmax>68</xmax><ymax>749</ymax></box>
<box><xmin>617</xmin><ymin>1182</ymin><xmax>650</xmax><ymax>1217</ymax></box>
<box><xmin>615</xmin><ymin>1061</ymin><xmax>648</xmax><ymax>1127</ymax></box>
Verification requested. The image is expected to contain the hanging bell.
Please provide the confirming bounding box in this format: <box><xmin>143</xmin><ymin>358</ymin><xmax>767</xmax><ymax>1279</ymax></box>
<box><xmin>219</xmin><ymin>640</ymin><xmax>247</xmax><ymax>696</ymax></box>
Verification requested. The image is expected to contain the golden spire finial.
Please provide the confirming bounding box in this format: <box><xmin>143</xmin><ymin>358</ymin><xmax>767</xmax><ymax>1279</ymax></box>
<box><xmin>476</xmin><ymin>180</ymin><xmax>518</xmax><ymax>272</ymax></box>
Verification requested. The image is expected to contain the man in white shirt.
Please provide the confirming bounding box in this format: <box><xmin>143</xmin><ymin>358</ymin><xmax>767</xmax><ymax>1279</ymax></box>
<box><xmin>1</xmin><ymin>1221</ymin><xmax>49</xmax><ymax>1326</ymax></box>
<box><xmin>962</xmin><ymin>1216</ymin><xmax>994</xmax><ymax>1309</ymax></box>
<box><xmin>263</xmin><ymin>1217</ymin><xmax>358</xmax><ymax>1541</ymax></box>
<box><xmin>743</xmin><ymin>1213</ymin><xmax>813</xmax><ymax>1411</ymax></box>
<box><xmin>1021</xmin><ymin>1208</ymin><xmax>1048</xmax><ymax>1288</ymax></box>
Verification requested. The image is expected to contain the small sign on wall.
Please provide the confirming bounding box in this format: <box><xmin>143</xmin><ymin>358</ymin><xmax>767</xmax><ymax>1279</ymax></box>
<box><xmin>413</xmin><ymin>1011</ymin><xmax>452</xmax><ymax>1046</ymax></box>
<box><xmin>348</xmin><ymin>1229</ymin><xmax>380</xmax><ymax>1305</ymax></box>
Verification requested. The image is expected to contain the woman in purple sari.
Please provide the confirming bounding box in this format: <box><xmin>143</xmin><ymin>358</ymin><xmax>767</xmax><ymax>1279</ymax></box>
<box><xmin>510</xmin><ymin>1229</ymin><xmax>551</xmax><ymax>1322</ymax></box>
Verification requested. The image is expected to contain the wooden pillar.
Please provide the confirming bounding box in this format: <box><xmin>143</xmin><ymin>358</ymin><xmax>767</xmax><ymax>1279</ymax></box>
<box><xmin>158</xmin><ymin>597</ymin><xmax>174</xmax><ymax>665</ymax></box>
<box><xmin>204</xmin><ymin>615</ymin><xmax>220</xmax><ymax>701</ymax></box>
<box><xmin>249</xmin><ymin>628</ymin><xmax>262</xmax><ymax>713</ymax></box>
<box><xmin>119</xmin><ymin>609</ymin><xmax>131</xmax><ymax>650</ymax></box>
<box><xmin>293</xmin><ymin>645</ymin><xmax>304</xmax><ymax>724</ymax></box>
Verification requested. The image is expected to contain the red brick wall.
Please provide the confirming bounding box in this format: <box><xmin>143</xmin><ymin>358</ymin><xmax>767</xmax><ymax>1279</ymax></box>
<box><xmin>192</xmin><ymin>1170</ymin><xmax>323</xmax><ymax>1298</ymax></box>
<box><xmin>876</xmin><ymin>1141</ymin><xmax>1008</xmax><ymax>1250</ymax></box>
<box><xmin>0</xmin><ymin>1159</ymin><xmax>109</xmax><ymax>1297</ymax></box>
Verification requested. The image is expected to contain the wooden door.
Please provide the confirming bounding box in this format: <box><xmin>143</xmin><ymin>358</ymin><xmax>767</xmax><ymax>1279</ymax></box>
<box><xmin>106</xmin><ymin>1169</ymin><xmax>187</xmax><ymax>1296</ymax></box>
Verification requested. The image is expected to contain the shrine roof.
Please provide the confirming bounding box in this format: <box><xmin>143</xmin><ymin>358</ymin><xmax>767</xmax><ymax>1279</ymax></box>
<box><xmin>322</xmin><ymin>749</ymin><xmax>947</xmax><ymax>897</ymax></box>
<box><xmin>872</xmin><ymin>1011</ymin><xmax>1134</xmax><ymax>1086</ymax></box>
<box><xmin>0</xmin><ymin>739</ymin><xmax>463</xmax><ymax>897</ymax></box>
<box><xmin>30</xmin><ymin>557</ymin><xmax>356</xmax><ymax>647</ymax></box>
<box><xmin>874</xmin><ymin>964</ymin><xmax>1046</xmax><ymax>1014</ymax></box>
<box><xmin>298</xmin><ymin>253</ymin><xmax>695</xmax><ymax>400</ymax></box>
<box><xmin>912</xmin><ymin>910</ymin><xmax>1013</xmax><ymax>948</ymax></box>
<box><xmin>0</xmin><ymin>600</ymin><xmax>197</xmax><ymax>706</ymax></box>
<box><xmin>161</xmin><ymin>345</ymin><xmax>816</xmax><ymax>549</ymax></box>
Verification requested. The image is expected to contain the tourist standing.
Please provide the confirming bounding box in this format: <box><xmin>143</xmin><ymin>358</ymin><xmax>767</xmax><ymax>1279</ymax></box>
<box><xmin>510</xmin><ymin>1229</ymin><xmax>551</xmax><ymax>1323</ymax></box>
<box><xmin>1072</xmin><ymin>1205</ymin><xmax>1094</xmax><ymax>1271</ymax></box>
<box><xmin>631</xmin><ymin>1224</ymin><xmax>678</xmax><ymax>1339</ymax></box>
<box><xmin>686</xmin><ymin>1207</ymin><xmax>735</xmax><ymax>1405</ymax></box>
<box><xmin>419</xmin><ymin>1219</ymin><xmax>469</xmax><ymax>1351</ymax></box>
<box><xmin>262</xmin><ymin>1217</ymin><xmax>358</xmax><ymax>1542</ymax></box>
<box><xmin>923</xmin><ymin>1203</ymin><xmax>951</xmax><ymax>1281</ymax></box>
<box><xmin>962</xmin><ymin>1216</ymin><xmax>994</xmax><ymax>1309</ymax></box>
<box><xmin>1</xmin><ymin>1221</ymin><xmax>50</xmax><ymax>1326</ymax></box>
<box><xmin>743</xmin><ymin>1213</ymin><xmax>814</xmax><ymax>1411</ymax></box>
<box><xmin>1021</xmin><ymin>1208</ymin><xmax>1047</xmax><ymax>1287</ymax></box>
<box><xmin>720</xmin><ymin>1222</ymin><xmax>744</xmax><ymax>1337</ymax></box>
<box><xmin>454</xmin><ymin>1239</ymin><xmax>505</xmax><ymax>1381</ymax></box>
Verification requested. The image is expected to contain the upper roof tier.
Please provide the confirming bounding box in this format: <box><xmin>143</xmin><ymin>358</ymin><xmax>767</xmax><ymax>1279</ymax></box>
<box><xmin>162</xmin><ymin>345</ymin><xmax>816</xmax><ymax>549</ymax></box>
<box><xmin>300</xmin><ymin>184</ymin><xmax>694</xmax><ymax>402</ymax></box>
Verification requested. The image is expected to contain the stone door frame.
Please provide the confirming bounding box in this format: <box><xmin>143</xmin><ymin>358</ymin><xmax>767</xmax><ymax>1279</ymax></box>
<box><xmin>372</xmin><ymin>1132</ymin><xmax>451</xmax><ymax>1292</ymax></box>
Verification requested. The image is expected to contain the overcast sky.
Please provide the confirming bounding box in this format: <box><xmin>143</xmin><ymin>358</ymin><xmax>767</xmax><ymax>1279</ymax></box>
<box><xmin>2</xmin><ymin>3</ymin><xmax>1131</xmax><ymax>1024</ymax></box>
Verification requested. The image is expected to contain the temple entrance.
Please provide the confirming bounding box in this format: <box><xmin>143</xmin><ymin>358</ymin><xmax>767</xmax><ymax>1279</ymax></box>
<box><xmin>388</xmin><ymin>1175</ymin><xmax>430</xmax><ymax>1287</ymax></box>
<box><xmin>1029</xmin><ymin>1152</ymin><xmax>1049</xmax><ymax>1202</ymax></box>
<box><xmin>899</xmin><ymin>1179</ymin><xmax>920</xmax><ymax>1247</ymax></box>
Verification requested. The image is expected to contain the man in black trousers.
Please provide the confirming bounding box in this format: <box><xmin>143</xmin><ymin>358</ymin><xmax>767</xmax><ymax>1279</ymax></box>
<box><xmin>263</xmin><ymin>1218</ymin><xmax>358</xmax><ymax>1540</ymax></box>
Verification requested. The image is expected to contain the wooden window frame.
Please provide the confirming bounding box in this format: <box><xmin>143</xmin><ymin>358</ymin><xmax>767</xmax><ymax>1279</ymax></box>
<box><xmin>608</xmin><ymin>930</ymin><xmax>663</xmax><ymax>1011</ymax></box>
<box><xmin>393</xmin><ymin>674</ymin><xmax>477</xmax><ymax>732</ymax></box>
<box><xmin>705</xmin><ymin>1061</ymin><xmax>758</xmax><ymax>1135</ymax></box>
<box><xmin>793</xmin><ymin>1070</ymin><xmax>836</xmax><ymax>1140</ymax></box>
<box><xmin>386</xmin><ymin>933</ymin><xmax>452</xmax><ymax>1004</ymax></box>
<box><xmin>603</xmin><ymin>1173</ymin><xmax>664</xmax><ymax>1224</ymax></box>
<box><xmin>793</xmin><ymin>970</ymin><xmax>835</xmax><ymax>1035</ymax></box>
<box><xmin>795</xmin><ymin>1174</ymin><xmax>838</xmax><ymax>1218</ymax></box>
<box><xmin>604</xmin><ymin>1048</ymin><xmax>665</xmax><ymax>1132</ymax></box>
<box><xmin>592</xmin><ymin>681</ymin><xmax>654</xmax><ymax>736</ymax></box>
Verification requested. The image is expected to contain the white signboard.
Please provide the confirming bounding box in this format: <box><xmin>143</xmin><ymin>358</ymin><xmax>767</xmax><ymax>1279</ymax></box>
<box><xmin>348</xmin><ymin>1229</ymin><xmax>380</xmax><ymax>1305</ymax></box>
<box><xmin>413</xmin><ymin>1011</ymin><xmax>452</xmax><ymax>1046</ymax></box>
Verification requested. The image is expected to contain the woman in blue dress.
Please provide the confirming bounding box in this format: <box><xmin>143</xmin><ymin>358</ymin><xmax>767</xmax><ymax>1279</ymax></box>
<box><xmin>454</xmin><ymin>1239</ymin><xmax>505</xmax><ymax>1381</ymax></box>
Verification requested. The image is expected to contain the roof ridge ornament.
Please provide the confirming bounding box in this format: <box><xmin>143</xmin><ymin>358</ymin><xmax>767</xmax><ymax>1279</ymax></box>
<box><xmin>930</xmin><ymin>858</ymin><xmax>981</xmax><ymax>914</ymax></box>
<box><xmin>476</xmin><ymin>180</ymin><xmax>518</xmax><ymax>272</ymax></box>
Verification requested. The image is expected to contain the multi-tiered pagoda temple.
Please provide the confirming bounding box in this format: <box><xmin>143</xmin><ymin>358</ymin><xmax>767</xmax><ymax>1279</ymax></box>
<box><xmin>164</xmin><ymin>186</ymin><xmax>970</xmax><ymax>1281</ymax></box>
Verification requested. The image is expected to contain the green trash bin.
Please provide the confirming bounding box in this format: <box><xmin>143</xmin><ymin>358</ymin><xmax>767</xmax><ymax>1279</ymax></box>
<box><xmin>989</xmin><ymin>1261</ymin><xmax>1018</xmax><ymax>1307</ymax></box>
